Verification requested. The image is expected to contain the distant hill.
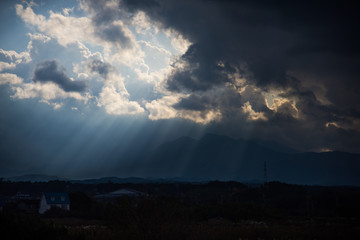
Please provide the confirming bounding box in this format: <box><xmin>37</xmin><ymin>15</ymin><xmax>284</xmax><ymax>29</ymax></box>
<box><xmin>71</xmin><ymin>177</ymin><xmax>150</xmax><ymax>184</ymax></box>
<box><xmin>138</xmin><ymin>134</ymin><xmax>360</xmax><ymax>186</ymax></box>
<box><xmin>4</xmin><ymin>174</ymin><xmax>69</xmax><ymax>182</ymax></box>
<box><xmin>3</xmin><ymin>175</ymin><xmax>197</xmax><ymax>184</ymax></box>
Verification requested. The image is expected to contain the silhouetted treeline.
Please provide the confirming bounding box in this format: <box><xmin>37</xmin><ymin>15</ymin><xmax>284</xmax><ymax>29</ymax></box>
<box><xmin>1</xmin><ymin>179</ymin><xmax>360</xmax><ymax>217</ymax></box>
<box><xmin>1</xmin><ymin>179</ymin><xmax>360</xmax><ymax>239</ymax></box>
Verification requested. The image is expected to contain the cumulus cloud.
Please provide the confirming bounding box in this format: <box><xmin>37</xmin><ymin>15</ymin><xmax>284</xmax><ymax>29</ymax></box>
<box><xmin>116</xmin><ymin>0</ymin><xmax>360</xmax><ymax>152</ymax></box>
<box><xmin>3</xmin><ymin>0</ymin><xmax>359</xmax><ymax>152</ymax></box>
<box><xmin>13</xmin><ymin>2</ymin><xmax>179</xmax><ymax>117</ymax></box>
<box><xmin>12</xmin><ymin>1</ymin><xmax>192</xmax><ymax>117</ymax></box>
<box><xmin>0</xmin><ymin>33</ymin><xmax>51</xmax><ymax>74</ymax></box>
<box><xmin>0</xmin><ymin>62</ymin><xmax>16</xmax><ymax>72</ymax></box>
<box><xmin>145</xmin><ymin>95</ymin><xmax>221</xmax><ymax>124</ymax></box>
<box><xmin>77</xmin><ymin>0</ymin><xmax>145</xmax><ymax>66</ymax></box>
<box><xmin>132</xmin><ymin>11</ymin><xmax>153</xmax><ymax>34</ymax></box>
<box><xmin>87</xmin><ymin>59</ymin><xmax>113</xmax><ymax>78</ymax></box>
<box><xmin>86</xmin><ymin>59</ymin><xmax>146</xmax><ymax>115</ymax></box>
<box><xmin>0</xmin><ymin>49</ymin><xmax>31</xmax><ymax>64</ymax></box>
<box><xmin>180</xmin><ymin>109</ymin><xmax>221</xmax><ymax>124</ymax></box>
<box><xmin>12</xmin><ymin>82</ymin><xmax>89</xmax><ymax>102</ymax></box>
<box><xmin>32</xmin><ymin>60</ymin><xmax>86</xmax><ymax>92</ymax></box>
<box><xmin>173</xmin><ymin>94</ymin><xmax>214</xmax><ymax>111</ymax></box>
<box><xmin>97</xmin><ymin>84</ymin><xmax>145</xmax><ymax>115</ymax></box>
<box><xmin>269</xmin><ymin>98</ymin><xmax>299</xmax><ymax>119</ymax></box>
<box><xmin>40</xmin><ymin>100</ymin><xmax>64</xmax><ymax>110</ymax></box>
<box><xmin>0</xmin><ymin>73</ymin><xmax>23</xmax><ymax>85</ymax></box>
<box><xmin>15</xmin><ymin>2</ymin><xmax>141</xmax><ymax>67</ymax></box>
<box><xmin>16</xmin><ymin>4</ymin><xmax>93</xmax><ymax>47</ymax></box>
<box><xmin>145</xmin><ymin>95</ymin><xmax>179</xmax><ymax>120</ymax></box>
<box><xmin>0</xmin><ymin>48</ymin><xmax>31</xmax><ymax>71</ymax></box>
<box><xmin>97</xmin><ymin>20</ymin><xmax>134</xmax><ymax>49</ymax></box>
<box><xmin>0</xmin><ymin>21</ymin><xmax>92</xmax><ymax>108</ymax></box>
<box><xmin>242</xmin><ymin>101</ymin><xmax>268</xmax><ymax>121</ymax></box>
<box><xmin>120</xmin><ymin>0</ymin><xmax>360</xmax><ymax>107</ymax></box>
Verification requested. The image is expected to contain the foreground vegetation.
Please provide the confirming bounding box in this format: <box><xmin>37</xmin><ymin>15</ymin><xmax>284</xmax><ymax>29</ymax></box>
<box><xmin>1</xmin><ymin>180</ymin><xmax>360</xmax><ymax>239</ymax></box>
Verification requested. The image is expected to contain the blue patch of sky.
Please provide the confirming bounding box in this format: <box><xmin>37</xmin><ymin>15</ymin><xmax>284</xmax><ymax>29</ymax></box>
<box><xmin>0</xmin><ymin>2</ymin><xmax>29</xmax><ymax>52</ymax></box>
<box><xmin>30</xmin><ymin>0</ymin><xmax>78</xmax><ymax>17</ymax></box>
<box><xmin>1</xmin><ymin>82</ymin><xmax>206</xmax><ymax>178</ymax></box>
<box><xmin>1</xmin><ymin>81</ymin><xmax>204</xmax><ymax>178</ymax></box>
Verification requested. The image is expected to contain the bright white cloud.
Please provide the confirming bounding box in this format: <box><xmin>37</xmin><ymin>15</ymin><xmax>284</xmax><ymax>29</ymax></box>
<box><xmin>146</xmin><ymin>95</ymin><xmax>179</xmax><ymax>120</ymax></box>
<box><xmin>0</xmin><ymin>73</ymin><xmax>24</xmax><ymax>85</ymax></box>
<box><xmin>0</xmin><ymin>33</ymin><xmax>49</xmax><ymax>73</ymax></box>
<box><xmin>40</xmin><ymin>100</ymin><xmax>64</xmax><ymax>110</ymax></box>
<box><xmin>62</xmin><ymin>7</ymin><xmax>74</xmax><ymax>16</ymax></box>
<box><xmin>97</xmin><ymin>84</ymin><xmax>145</xmax><ymax>115</ymax></box>
<box><xmin>96</xmin><ymin>69</ymin><xmax>145</xmax><ymax>115</ymax></box>
<box><xmin>0</xmin><ymin>62</ymin><xmax>17</xmax><ymax>72</ymax></box>
<box><xmin>9</xmin><ymin>2</ymin><xmax>204</xmax><ymax>124</ymax></box>
<box><xmin>11</xmin><ymin>82</ymin><xmax>90</xmax><ymax>102</ymax></box>
<box><xmin>16</xmin><ymin>4</ymin><xmax>93</xmax><ymax>47</ymax></box>
<box><xmin>16</xmin><ymin>3</ymin><xmax>143</xmax><ymax>67</ymax></box>
<box><xmin>0</xmin><ymin>48</ymin><xmax>31</xmax><ymax>64</ymax></box>
<box><xmin>15</xmin><ymin>4</ymin><xmax>45</xmax><ymax>26</ymax></box>
<box><xmin>132</xmin><ymin>11</ymin><xmax>154</xmax><ymax>34</ymax></box>
<box><xmin>0</xmin><ymin>48</ymin><xmax>31</xmax><ymax>72</ymax></box>
<box><xmin>165</xmin><ymin>29</ymin><xmax>192</xmax><ymax>55</ymax></box>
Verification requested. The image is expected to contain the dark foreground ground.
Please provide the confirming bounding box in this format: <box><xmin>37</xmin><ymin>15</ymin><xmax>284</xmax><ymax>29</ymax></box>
<box><xmin>1</xmin><ymin>180</ymin><xmax>360</xmax><ymax>239</ymax></box>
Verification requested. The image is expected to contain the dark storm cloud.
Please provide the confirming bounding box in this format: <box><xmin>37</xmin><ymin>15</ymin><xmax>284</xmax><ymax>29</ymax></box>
<box><xmin>173</xmin><ymin>93</ymin><xmax>215</xmax><ymax>111</ymax></box>
<box><xmin>87</xmin><ymin>59</ymin><xmax>113</xmax><ymax>78</ymax></box>
<box><xmin>120</xmin><ymin>0</ymin><xmax>360</xmax><ymax>90</ymax></box>
<box><xmin>167</xmin><ymin>44</ymin><xmax>234</xmax><ymax>92</ymax></box>
<box><xmin>98</xmin><ymin>24</ymin><xmax>132</xmax><ymax>48</ymax></box>
<box><xmin>32</xmin><ymin>60</ymin><xmax>86</xmax><ymax>92</ymax></box>
<box><xmin>124</xmin><ymin>0</ymin><xmax>360</xmax><ymax>99</ymax></box>
<box><xmin>86</xmin><ymin>0</ymin><xmax>121</xmax><ymax>24</ymax></box>
<box><xmin>118</xmin><ymin>0</ymin><xmax>360</xmax><ymax>151</ymax></box>
<box><xmin>81</xmin><ymin>0</ymin><xmax>134</xmax><ymax>48</ymax></box>
<box><xmin>76</xmin><ymin>0</ymin><xmax>360</xmax><ymax>152</ymax></box>
<box><xmin>122</xmin><ymin>0</ymin><xmax>159</xmax><ymax>10</ymax></box>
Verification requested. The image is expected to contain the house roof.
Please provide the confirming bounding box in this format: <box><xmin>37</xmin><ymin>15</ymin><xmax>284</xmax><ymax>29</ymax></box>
<box><xmin>43</xmin><ymin>192</ymin><xmax>70</xmax><ymax>204</ymax></box>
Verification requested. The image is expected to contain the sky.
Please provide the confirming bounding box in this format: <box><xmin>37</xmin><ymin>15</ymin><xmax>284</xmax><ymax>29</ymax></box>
<box><xmin>0</xmin><ymin>0</ymin><xmax>359</xmax><ymax>179</ymax></box>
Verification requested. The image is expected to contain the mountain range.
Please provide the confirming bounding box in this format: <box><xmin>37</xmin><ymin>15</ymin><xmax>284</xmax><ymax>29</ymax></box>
<box><xmin>136</xmin><ymin>134</ymin><xmax>360</xmax><ymax>186</ymax></box>
<box><xmin>3</xmin><ymin>134</ymin><xmax>360</xmax><ymax>186</ymax></box>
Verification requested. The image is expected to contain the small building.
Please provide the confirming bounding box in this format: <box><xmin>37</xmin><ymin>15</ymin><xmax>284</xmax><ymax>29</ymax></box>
<box><xmin>39</xmin><ymin>192</ymin><xmax>70</xmax><ymax>214</ymax></box>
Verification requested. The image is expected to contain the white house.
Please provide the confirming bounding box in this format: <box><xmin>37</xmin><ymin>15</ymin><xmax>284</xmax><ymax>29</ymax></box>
<box><xmin>39</xmin><ymin>192</ymin><xmax>70</xmax><ymax>214</ymax></box>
